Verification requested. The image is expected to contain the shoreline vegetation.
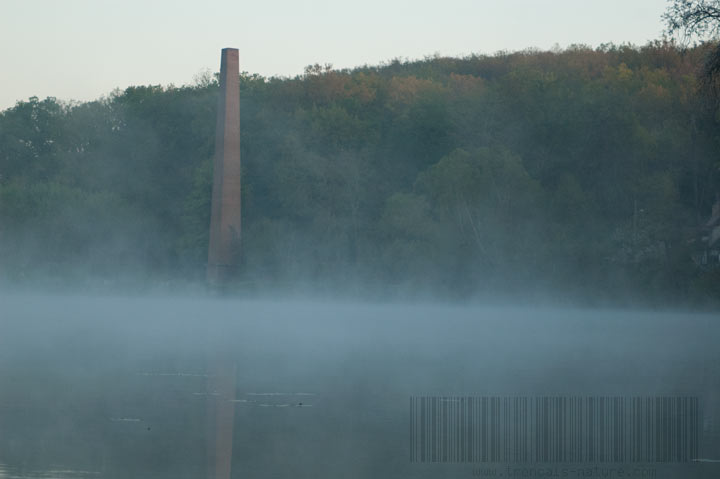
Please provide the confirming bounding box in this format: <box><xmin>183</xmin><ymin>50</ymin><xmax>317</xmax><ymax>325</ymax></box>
<box><xmin>2</xmin><ymin>42</ymin><xmax>720</xmax><ymax>308</ymax></box>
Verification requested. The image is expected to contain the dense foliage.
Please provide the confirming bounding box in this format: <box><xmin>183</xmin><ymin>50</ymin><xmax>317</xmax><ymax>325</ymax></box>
<box><xmin>1</xmin><ymin>43</ymin><xmax>719</xmax><ymax>304</ymax></box>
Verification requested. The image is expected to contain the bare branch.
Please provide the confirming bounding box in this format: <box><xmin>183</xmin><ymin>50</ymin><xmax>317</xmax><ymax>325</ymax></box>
<box><xmin>664</xmin><ymin>0</ymin><xmax>720</xmax><ymax>41</ymax></box>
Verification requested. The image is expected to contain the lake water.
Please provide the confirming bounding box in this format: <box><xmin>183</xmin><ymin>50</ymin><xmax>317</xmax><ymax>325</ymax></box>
<box><xmin>1</xmin><ymin>294</ymin><xmax>718</xmax><ymax>478</ymax></box>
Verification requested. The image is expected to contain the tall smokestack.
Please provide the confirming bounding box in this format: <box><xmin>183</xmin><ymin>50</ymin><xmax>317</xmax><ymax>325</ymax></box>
<box><xmin>207</xmin><ymin>48</ymin><xmax>241</xmax><ymax>285</ymax></box>
<box><xmin>205</xmin><ymin>48</ymin><xmax>240</xmax><ymax>479</ymax></box>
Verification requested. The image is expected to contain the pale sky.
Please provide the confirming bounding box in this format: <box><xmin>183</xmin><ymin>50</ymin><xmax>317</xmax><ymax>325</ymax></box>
<box><xmin>1</xmin><ymin>0</ymin><xmax>669</xmax><ymax>111</ymax></box>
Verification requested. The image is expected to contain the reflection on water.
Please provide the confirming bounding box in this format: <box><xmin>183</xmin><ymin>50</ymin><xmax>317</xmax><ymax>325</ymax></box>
<box><xmin>0</xmin><ymin>296</ymin><xmax>718</xmax><ymax>478</ymax></box>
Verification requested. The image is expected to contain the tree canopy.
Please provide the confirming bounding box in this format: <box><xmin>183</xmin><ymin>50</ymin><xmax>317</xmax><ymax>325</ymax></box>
<box><xmin>1</xmin><ymin>43</ymin><xmax>719</xmax><ymax>305</ymax></box>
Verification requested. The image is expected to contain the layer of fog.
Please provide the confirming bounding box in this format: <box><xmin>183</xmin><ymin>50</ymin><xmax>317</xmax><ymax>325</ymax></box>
<box><xmin>0</xmin><ymin>294</ymin><xmax>718</xmax><ymax>478</ymax></box>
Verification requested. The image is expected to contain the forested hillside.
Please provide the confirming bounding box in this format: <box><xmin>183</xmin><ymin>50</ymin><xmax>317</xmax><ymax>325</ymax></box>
<box><xmin>1</xmin><ymin>42</ymin><xmax>719</xmax><ymax>305</ymax></box>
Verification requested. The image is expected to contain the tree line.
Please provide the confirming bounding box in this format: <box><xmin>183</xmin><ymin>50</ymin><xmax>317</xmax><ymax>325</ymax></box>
<box><xmin>1</xmin><ymin>42</ymin><xmax>719</xmax><ymax>305</ymax></box>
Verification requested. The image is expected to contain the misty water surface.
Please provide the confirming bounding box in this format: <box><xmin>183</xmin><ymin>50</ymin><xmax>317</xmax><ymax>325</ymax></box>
<box><xmin>0</xmin><ymin>294</ymin><xmax>718</xmax><ymax>478</ymax></box>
